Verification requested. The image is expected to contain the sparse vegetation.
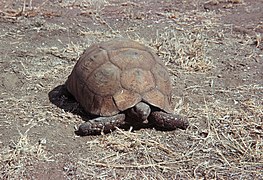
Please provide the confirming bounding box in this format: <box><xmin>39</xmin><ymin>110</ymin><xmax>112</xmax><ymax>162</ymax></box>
<box><xmin>149</xmin><ymin>29</ymin><xmax>213</xmax><ymax>72</ymax></box>
<box><xmin>0</xmin><ymin>127</ymin><xmax>52</xmax><ymax>179</ymax></box>
<box><xmin>0</xmin><ymin>0</ymin><xmax>262</xmax><ymax>179</ymax></box>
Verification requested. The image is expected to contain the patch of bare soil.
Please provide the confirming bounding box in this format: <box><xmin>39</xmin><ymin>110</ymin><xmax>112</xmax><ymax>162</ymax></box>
<box><xmin>0</xmin><ymin>0</ymin><xmax>262</xmax><ymax>179</ymax></box>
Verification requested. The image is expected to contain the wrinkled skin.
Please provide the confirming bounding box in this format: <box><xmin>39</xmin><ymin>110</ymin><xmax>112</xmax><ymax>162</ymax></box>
<box><xmin>76</xmin><ymin>102</ymin><xmax>189</xmax><ymax>136</ymax></box>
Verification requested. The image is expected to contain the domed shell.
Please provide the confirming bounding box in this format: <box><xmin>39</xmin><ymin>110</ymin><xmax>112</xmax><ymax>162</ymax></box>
<box><xmin>66</xmin><ymin>39</ymin><xmax>173</xmax><ymax>116</ymax></box>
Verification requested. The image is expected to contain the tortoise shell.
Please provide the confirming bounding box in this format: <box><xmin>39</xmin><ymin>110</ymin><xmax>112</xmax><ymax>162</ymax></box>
<box><xmin>66</xmin><ymin>39</ymin><xmax>173</xmax><ymax>116</ymax></box>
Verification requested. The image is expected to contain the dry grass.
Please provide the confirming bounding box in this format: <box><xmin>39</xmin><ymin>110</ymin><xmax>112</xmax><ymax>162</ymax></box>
<box><xmin>75</xmin><ymin>128</ymin><xmax>191</xmax><ymax>179</ymax></box>
<box><xmin>149</xmin><ymin>29</ymin><xmax>213</xmax><ymax>72</ymax></box>
<box><xmin>38</xmin><ymin>41</ymin><xmax>85</xmax><ymax>62</ymax></box>
<box><xmin>0</xmin><ymin>126</ymin><xmax>52</xmax><ymax>179</ymax></box>
<box><xmin>0</xmin><ymin>0</ymin><xmax>262</xmax><ymax>179</ymax></box>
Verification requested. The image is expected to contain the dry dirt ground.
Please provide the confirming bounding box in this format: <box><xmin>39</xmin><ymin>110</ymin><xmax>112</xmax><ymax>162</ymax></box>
<box><xmin>0</xmin><ymin>0</ymin><xmax>262</xmax><ymax>179</ymax></box>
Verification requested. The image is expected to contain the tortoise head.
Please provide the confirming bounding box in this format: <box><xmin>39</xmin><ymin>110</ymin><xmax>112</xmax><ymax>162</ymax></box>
<box><xmin>129</xmin><ymin>102</ymin><xmax>151</xmax><ymax>123</ymax></box>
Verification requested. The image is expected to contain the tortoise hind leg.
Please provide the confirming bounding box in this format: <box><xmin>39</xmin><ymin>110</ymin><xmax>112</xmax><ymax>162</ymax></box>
<box><xmin>149</xmin><ymin>111</ymin><xmax>189</xmax><ymax>130</ymax></box>
<box><xmin>76</xmin><ymin>114</ymin><xmax>126</xmax><ymax>136</ymax></box>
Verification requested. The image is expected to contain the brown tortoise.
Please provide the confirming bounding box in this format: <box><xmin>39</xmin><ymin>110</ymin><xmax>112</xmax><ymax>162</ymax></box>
<box><xmin>66</xmin><ymin>38</ymin><xmax>189</xmax><ymax>135</ymax></box>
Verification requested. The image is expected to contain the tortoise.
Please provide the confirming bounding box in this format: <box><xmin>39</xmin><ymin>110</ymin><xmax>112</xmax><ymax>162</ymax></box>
<box><xmin>66</xmin><ymin>38</ymin><xmax>189</xmax><ymax>135</ymax></box>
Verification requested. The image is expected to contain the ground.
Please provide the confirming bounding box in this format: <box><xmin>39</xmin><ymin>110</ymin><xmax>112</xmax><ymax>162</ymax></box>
<box><xmin>0</xmin><ymin>0</ymin><xmax>262</xmax><ymax>179</ymax></box>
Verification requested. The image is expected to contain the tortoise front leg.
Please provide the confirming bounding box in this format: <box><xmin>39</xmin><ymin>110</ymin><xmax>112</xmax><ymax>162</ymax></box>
<box><xmin>149</xmin><ymin>111</ymin><xmax>189</xmax><ymax>130</ymax></box>
<box><xmin>76</xmin><ymin>114</ymin><xmax>126</xmax><ymax>136</ymax></box>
